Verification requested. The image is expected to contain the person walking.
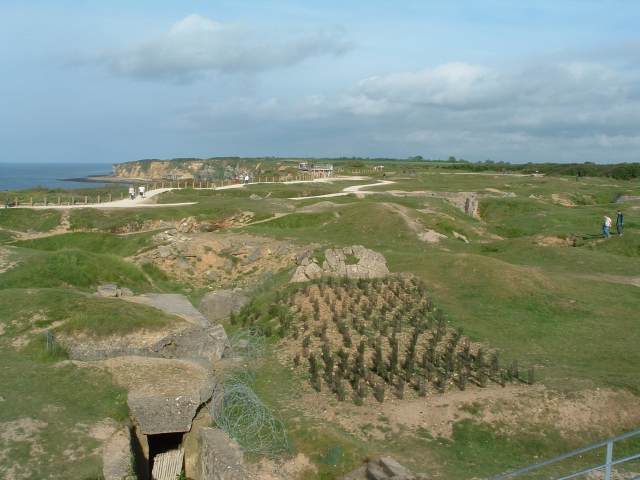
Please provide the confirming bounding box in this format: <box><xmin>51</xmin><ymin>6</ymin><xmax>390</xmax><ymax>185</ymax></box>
<box><xmin>602</xmin><ymin>214</ymin><xmax>612</xmax><ymax>238</ymax></box>
<box><xmin>616</xmin><ymin>210</ymin><xmax>624</xmax><ymax>236</ymax></box>
<box><xmin>140</xmin><ymin>185</ymin><xmax>146</xmax><ymax>198</ymax></box>
<box><xmin>128</xmin><ymin>186</ymin><xmax>135</xmax><ymax>200</ymax></box>
<box><xmin>244</xmin><ymin>174</ymin><xmax>250</xmax><ymax>184</ymax></box>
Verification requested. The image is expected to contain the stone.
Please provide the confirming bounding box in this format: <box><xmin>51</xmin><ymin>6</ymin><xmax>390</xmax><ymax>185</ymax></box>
<box><xmin>98</xmin><ymin>357</ymin><xmax>216</xmax><ymax>436</ymax></box>
<box><xmin>125</xmin><ymin>293</ymin><xmax>209</xmax><ymax>327</ymax></box>
<box><xmin>366</xmin><ymin>462</ymin><xmax>388</xmax><ymax>480</ymax></box>
<box><xmin>199</xmin><ymin>290</ymin><xmax>249</xmax><ymax>322</ymax></box>
<box><xmin>206</xmin><ymin>270</ymin><xmax>218</xmax><ymax>282</ymax></box>
<box><xmin>245</xmin><ymin>247</ymin><xmax>262</xmax><ymax>264</ymax></box>
<box><xmin>96</xmin><ymin>284</ymin><xmax>119</xmax><ymax>297</ymax></box>
<box><xmin>152</xmin><ymin>324</ymin><xmax>231</xmax><ymax>364</ymax></box>
<box><xmin>102</xmin><ymin>426</ymin><xmax>133</xmax><ymax>480</ymax></box>
<box><xmin>380</xmin><ymin>457</ymin><xmax>412</xmax><ymax>478</ymax></box>
<box><xmin>249</xmin><ymin>194</ymin><xmax>262</xmax><ymax>200</ymax></box>
<box><xmin>119</xmin><ymin>287</ymin><xmax>133</xmax><ymax>297</ymax></box>
<box><xmin>303</xmin><ymin>262</ymin><xmax>323</xmax><ymax>279</ymax></box>
<box><xmin>183</xmin><ymin>407</ymin><xmax>214</xmax><ymax>480</ymax></box>
<box><xmin>158</xmin><ymin>245</ymin><xmax>173</xmax><ymax>259</ymax></box>
<box><xmin>199</xmin><ymin>428</ymin><xmax>245</xmax><ymax>480</ymax></box>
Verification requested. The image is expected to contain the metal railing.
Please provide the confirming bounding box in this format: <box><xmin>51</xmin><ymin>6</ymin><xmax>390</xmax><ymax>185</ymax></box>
<box><xmin>491</xmin><ymin>429</ymin><xmax>640</xmax><ymax>480</ymax></box>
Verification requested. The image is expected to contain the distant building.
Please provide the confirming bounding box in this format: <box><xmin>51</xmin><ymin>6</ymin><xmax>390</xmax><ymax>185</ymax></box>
<box><xmin>298</xmin><ymin>162</ymin><xmax>334</xmax><ymax>177</ymax></box>
<box><xmin>373</xmin><ymin>165</ymin><xmax>385</xmax><ymax>171</ymax></box>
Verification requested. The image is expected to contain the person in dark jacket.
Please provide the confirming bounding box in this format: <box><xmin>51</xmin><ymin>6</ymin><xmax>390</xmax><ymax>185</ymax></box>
<box><xmin>616</xmin><ymin>210</ymin><xmax>624</xmax><ymax>236</ymax></box>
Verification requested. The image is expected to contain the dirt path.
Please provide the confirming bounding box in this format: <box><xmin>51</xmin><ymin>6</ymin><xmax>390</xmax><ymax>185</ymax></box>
<box><xmin>575</xmin><ymin>273</ymin><xmax>640</xmax><ymax>288</ymax></box>
<box><xmin>7</xmin><ymin>176</ymin><xmax>370</xmax><ymax>211</ymax></box>
<box><xmin>288</xmin><ymin>180</ymin><xmax>395</xmax><ymax>200</ymax></box>
<box><xmin>382</xmin><ymin>202</ymin><xmax>447</xmax><ymax>243</ymax></box>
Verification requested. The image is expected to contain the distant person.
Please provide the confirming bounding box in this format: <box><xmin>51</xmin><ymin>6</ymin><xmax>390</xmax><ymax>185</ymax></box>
<box><xmin>244</xmin><ymin>174</ymin><xmax>250</xmax><ymax>184</ymax></box>
<box><xmin>602</xmin><ymin>215</ymin><xmax>612</xmax><ymax>238</ymax></box>
<box><xmin>128</xmin><ymin>186</ymin><xmax>135</xmax><ymax>200</ymax></box>
<box><xmin>616</xmin><ymin>210</ymin><xmax>624</xmax><ymax>236</ymax></box>
<box><xmin>138</xmin><ymin>185</ymin><xmax>145</xmax><ymax>198</ymax></box>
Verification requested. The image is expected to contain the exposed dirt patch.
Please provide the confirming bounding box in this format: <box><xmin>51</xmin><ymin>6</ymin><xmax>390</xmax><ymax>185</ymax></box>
<box><xmin>297</xmin><ymin>201</ymin><xmax>351</xmax><ymax>213</ymax></box>
<box><xmin>382</xmin><ymin>203</ymin><xmax>447</xmax><ymax>243</ymax></box>
<box><xmin>294</xmin><ymin>383</ymin><xmax>640</xmax><ymax>443</ymax></box>
<box><xmin>551</xmin><ymin>193</ymin><xmax>576</xmax><ymax>207</ymax></box>
<box><xmin>0</xmin><ymin>247</ymin><xmax>18</xmax><ymax>273</ymax></box>
<box><xmin>135</xmin><ymin>232</ymin><xmax>314</xmax><ymax>288</ymax></box>
<box><xmin>0</xmin><ymin>417</ymin><xmax>48</xmax><ymax>478</ymax></box>
<box><xmin>576</xmin><ymin>274</ymin><xmax>640</xmax><ymax>288</ymax></box>
<box><xmin>248</xmin><ymin>453</ymin><xmax>317</xmax><ymax>480</ymax></box>
<box><xmin>534</xmin><ymin>235</ymin><xmax>575</xmax><ymax>247</ymax></box>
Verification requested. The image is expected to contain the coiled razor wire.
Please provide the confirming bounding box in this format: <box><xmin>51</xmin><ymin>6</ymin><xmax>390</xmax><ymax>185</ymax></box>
<box><xmin>212</xmin><ymin>373</ymin><xmax>290</xmax><ymax>456</ymax></box>
<box><xmin>227</xmin><ymin>328</ymin><xmax>266</xmax><ymax>363</ymax></box>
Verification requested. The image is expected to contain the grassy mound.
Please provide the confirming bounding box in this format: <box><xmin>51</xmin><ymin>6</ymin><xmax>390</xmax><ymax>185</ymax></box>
<box><xmin>0</xmin><ymin>288</ymin><xmax>177</xmax><ymax>337</ymax></box>
<box><xmin>16</xmin><ymin>231</ymin><xmax>155</xmax><ymax>257</ymax></box>
<box><xmin>0</xmin><ymin>249</ymin><xmax>150</xmax><ymax>291</ymax></box>
<box><xmin>0</xmin><ymin>209</ymin><xmax>61</xmax><ymax>232</ymax></box>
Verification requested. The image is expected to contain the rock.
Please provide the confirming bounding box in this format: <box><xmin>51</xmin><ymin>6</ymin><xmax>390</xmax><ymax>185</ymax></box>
<box><xmin>206</xmin><ymin>270</ymin><xmax>218</xmax><ymax>282</ymax></box>
<box><xmin>380</xmin><ymin>457</ymin><xmax>412</xmax><ymax>478</ymax></box>
<box><xmin>304</xmin><ymin>262</ymin><xmax>324</xmax><ymax>279</ymax></box>
<box><xmin>158</xmin><ymin>245</ymin><xmax>173</xmax><ymax>259</ymax></box>
<box><xmin>223</xmin><ymin>258</ymin><xmax>235</xmax><ymax>272</ymax></box>
<box><xmin>249</xmin><ymin>194</ymin><xmax>262</xmax><ymax>200</ymax></box>
<box><xmin>125</xmin><ymin>293</ymin><xmax>209</xmax><ymax>327</ymax></box>
<box><xmin>366</xmin><ymin>462</ymin><xmax>388</xmax><ymax>480</ymax></box>
<box><xmin>245</xmin><ymin>247</ymin><xmax>262</xmax><ymax>264</ymax></box>
<box><xmin>183</xmin><ymin>407</ymin><xmax>214</xmax><ymax>480</ymax></box>
<box><xmin>343</xmin><ymin>457</ymin><xmax>421</xmax><ymax>480</ymax></box>
<box><xmin>452</xmin><ymin>231</ymin><xmax>469</xmax><ymax>244</ymax></box>
<box><xmin>200</xmin><ymin>221</ymin><xmax>216</xmax><ymax>232</ymax></box>
<box><xmin>291</xmin><ymin>245</ymin><xmax>389</xmax><ymax>282</ymax></box>
<box><xmin>152</xmin><ymin>324</ymin><xmax>231</xmax><ymax>364</ymax></box>
<box><xmin>119</xmin><ymin>287</ymin><xmax>133</xmax><ymax>297</ymax></box>
<box><xmin>98</xmin><ymin>357</ymin><xmax>216</xmax><ymax>436</ymax></box>
<box><xmin>199</xmin><ymin>290</ymin><xmax>250</xmax><ymax>322</ymax></box>
<box><xmin>96</xmin><ymin>284</ymin><xmax>119</xmax><ymax>297</ymax></box>
<box><xmin>102</xmin><ymin>426</ymin><xmax>133</xmax><ymax>480</ymax></box>
<box><xmin>199</xmin><ymin>428</ymin><xmax>245</xmax><ymax>480</ymax></box>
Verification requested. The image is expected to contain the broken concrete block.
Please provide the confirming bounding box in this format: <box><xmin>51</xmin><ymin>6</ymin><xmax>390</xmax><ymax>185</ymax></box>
<box><xmin>199</xmin><ymin>428</ymin><xmax>245</xmax><ymax>480</ymax></box>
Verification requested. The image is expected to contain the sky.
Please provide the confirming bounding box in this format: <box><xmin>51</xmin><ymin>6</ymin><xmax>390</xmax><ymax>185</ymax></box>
<box><xmin>1</xmin><ymin>0</ymin><xmax>639</xmax><ymax>164</ymax></box>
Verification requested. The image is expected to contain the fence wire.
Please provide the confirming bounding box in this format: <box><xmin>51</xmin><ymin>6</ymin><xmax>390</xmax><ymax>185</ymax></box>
<box><xmin>212</xmin><ymin>373</ymin><xmax>289</xmax><ymax>457</ymax></box>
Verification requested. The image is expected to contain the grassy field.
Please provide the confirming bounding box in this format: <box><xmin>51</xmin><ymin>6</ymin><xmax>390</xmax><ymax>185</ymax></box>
<box><xmin>1</xmin><ymin>168</ymin><xmax>638</xmax><ymax>479</ymax></box>
<box><xmin>0</xmin><ymin>209</ymin><xmax>61</xmax><ymax>232</ymax></box>
<box><xmin>0</xmin><ymin>288</ymin><xmax>136</xmax><ymax>478</ymax></box>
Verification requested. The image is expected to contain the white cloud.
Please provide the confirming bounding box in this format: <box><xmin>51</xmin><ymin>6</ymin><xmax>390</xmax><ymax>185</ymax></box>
<box><xmin>94</xmin><ymin>14</ymin><xmax>352</xmax><ymax>80</ymax></box>
<box><xmin>170</xmin><ymin>53</ymin><xmax>640</xmax><ymax>162</ymax></box>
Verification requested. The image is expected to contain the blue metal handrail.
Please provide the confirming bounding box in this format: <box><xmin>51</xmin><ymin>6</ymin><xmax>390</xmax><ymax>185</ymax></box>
<box><xmin>490</xmin><ymin>428</ymin><xmax>640</xmax><ymax>480</ymax></box>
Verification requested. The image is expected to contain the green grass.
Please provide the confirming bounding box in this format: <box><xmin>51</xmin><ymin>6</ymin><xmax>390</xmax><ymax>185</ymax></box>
<box><xmin>0</xmin><ymin>229</ymin><xmax>15</xmax><ymax>243</ymax></box>
<box><xmin>0</xmin><ymin>289</ymin><xmax>130</xmax><ymax>478</ymax></box>
<box><xmin>0</xmin><ymin>248</ymin><xmax>151</xmax><ymax>291</ymax></box>
<box><xmin>0</xmin><ymin>288</ymin><xmax>179</xmax><ymax>337</ymax></box>
<box><xmin>0</xmin><ymin>209</ymin><xmax>61</xmax><ymax>232</ymax></box>
<box><xmin>15</xmin><ymin>231</ymin><xmax>155</xmax><ymax>257</ymax></box>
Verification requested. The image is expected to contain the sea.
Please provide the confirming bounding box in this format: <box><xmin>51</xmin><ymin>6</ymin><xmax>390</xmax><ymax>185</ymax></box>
<box><xmin>0</xmin><ymin>162</ymin><xmax>114</xmax><ymax>191</ymax></box>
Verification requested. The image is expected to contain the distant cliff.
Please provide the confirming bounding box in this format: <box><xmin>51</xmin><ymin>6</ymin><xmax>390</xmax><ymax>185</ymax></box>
<box><xmin>113</xmin><ymin>157</ymin><xmax>314</xmax><ymax>180</ymax></box>
<box><xmin>112</xmin><ymin>159</ymin><xmax>206</xmax><ymax>180</ymax></box>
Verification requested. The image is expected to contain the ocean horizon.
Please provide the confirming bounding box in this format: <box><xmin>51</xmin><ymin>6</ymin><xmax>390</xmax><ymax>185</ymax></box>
<box><xmin>0</xmin><ymin>162</ymin><xmax>114</xmax><ymax>191</ymax></box>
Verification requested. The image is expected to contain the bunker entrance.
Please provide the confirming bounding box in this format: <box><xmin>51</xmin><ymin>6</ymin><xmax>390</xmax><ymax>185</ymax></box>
<box><xmin>148</xmin><ymin>432</ymin><xmax>184</xmax><ymax>480</ymax></box>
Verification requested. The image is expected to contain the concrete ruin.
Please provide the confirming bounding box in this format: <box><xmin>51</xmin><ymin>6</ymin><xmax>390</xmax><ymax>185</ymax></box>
<box><xmin>291</xmin><ymin>245</ymin><xmax>390</xmax><ymax>282</ymax></box>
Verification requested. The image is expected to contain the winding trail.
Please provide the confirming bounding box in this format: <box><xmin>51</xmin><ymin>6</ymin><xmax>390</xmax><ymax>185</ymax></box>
<box><xmin>7</xmin><ymin>176</ymin><xmax>376</xmax><ymax>210</ymax></box>
<box><xmin>287</xmin><ymin>179</ymin><xmax>395</xmax><ymax>200</ymax></box>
